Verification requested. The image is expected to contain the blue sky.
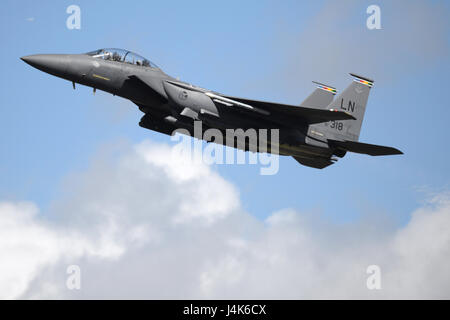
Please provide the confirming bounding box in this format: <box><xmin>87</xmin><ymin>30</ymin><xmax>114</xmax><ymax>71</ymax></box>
<box><xmin>0</xmin><ymin>0</ymin><xmax>449</xmax><ymax>227</ymax></box>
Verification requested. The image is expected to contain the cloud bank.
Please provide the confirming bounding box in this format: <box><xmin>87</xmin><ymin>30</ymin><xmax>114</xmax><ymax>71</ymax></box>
<box><xmin>0</xmin><ymin>140</ymin><xmax>449</xmax><ymax>299</ymax></box>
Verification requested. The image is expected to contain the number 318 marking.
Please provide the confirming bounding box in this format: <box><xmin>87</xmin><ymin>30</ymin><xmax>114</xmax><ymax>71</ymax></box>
<box><xmin>330</xmin><ymin>121</ymin><xmax>343</xmax><ymax>131</ymax></box>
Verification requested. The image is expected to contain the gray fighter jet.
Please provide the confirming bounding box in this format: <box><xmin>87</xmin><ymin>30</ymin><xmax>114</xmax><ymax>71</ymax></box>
<box><xmin>21</xmin><ymin>48</ymin><xmax>402</xmax><ymax>169</ymax></box>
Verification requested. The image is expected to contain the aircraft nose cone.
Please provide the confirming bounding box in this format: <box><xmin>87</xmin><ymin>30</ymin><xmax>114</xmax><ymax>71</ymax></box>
<box><xmin>20</xmin><ymin>55</ymin><xmax>32</xmax><ymax>64</ymax></box>
<box><xmin>21</xmin><ymin>54</ymin><xmax>68</xmax><ymax>77</ymax></box>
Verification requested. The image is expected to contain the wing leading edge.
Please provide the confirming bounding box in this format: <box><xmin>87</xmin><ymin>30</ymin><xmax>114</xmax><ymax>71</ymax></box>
<box><xmin>158</xmin><ymin>80</ymin><xmax>353</xmax><ymax>124</ymax></box>
<box><xmin>220</xmin><ymin>94</ymin><xmax>355</xmax><ymax>124</ymax></box>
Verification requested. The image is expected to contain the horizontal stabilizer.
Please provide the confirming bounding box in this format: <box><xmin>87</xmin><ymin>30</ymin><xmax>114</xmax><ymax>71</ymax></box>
<box><xmin>328</xmin><ymin>139</ymin><xmax>403</xmax><ymax>156</ymax></box>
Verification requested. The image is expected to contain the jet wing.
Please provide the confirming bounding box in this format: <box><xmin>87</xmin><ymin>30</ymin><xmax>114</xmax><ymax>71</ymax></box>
<box><xmin>162</xmin><ymin>80</ymin><xmax>352</xmax><ymax>124</ymax></box>
<box><xmin>219</xmin><ymin>94</ymin><xmax>355</xmax><ymax>124</ymax></box>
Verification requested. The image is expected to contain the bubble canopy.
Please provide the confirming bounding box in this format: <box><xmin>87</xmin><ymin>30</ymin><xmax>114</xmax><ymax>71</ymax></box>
<box><xmin>85</xmin><ymin>48</ymin><xmax>159</xmax><ymax>69</ymax></box>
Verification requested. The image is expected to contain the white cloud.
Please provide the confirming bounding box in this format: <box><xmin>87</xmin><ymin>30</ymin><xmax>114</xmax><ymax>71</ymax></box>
<box><xmin>0</xmin><ymin>140</ymin><xmax>449</xmax><ymax>299</ymax></box>
<box><xmin>0</xmin><ymin>201</ymin><xmax>123</xmax><ymax>299</ymax></box>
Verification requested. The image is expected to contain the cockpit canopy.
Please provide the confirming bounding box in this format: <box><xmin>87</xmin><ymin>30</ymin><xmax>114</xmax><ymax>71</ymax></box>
<box><xmin>85</xmin><ymin>48</ymin><xmax>159</xmax><ymax>69</ymax></box>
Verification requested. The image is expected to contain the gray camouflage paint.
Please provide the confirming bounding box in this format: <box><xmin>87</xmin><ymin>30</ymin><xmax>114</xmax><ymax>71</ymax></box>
<box><xmin>21</xmin><ymin>49</ymin><xmax>402</xmax><ymax>169</ymax></box>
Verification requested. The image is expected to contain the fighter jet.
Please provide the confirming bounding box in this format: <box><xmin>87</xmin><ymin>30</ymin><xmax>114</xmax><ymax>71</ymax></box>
<box><xmin>21</xmin><ymin>48</ymin><xmax>402</xmax><ymax>169</ymax></box>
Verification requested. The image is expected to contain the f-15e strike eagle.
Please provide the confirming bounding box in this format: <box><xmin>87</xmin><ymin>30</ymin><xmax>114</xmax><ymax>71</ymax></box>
<box><xmin>21</xmin><ymin>48</ymin><xmax>402</xmax><ymax>169</ymax></box>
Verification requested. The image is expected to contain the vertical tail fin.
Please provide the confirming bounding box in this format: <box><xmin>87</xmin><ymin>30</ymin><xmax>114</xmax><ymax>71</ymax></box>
<box><xmin>323</xmin><ymin>73</ymin><xmax>374</xmax><ymax>141</ymax></box>
<box><xmin>301</xmin><ymin>81</ymin><xmax>337</xmax><ymax>109</ymax></box>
